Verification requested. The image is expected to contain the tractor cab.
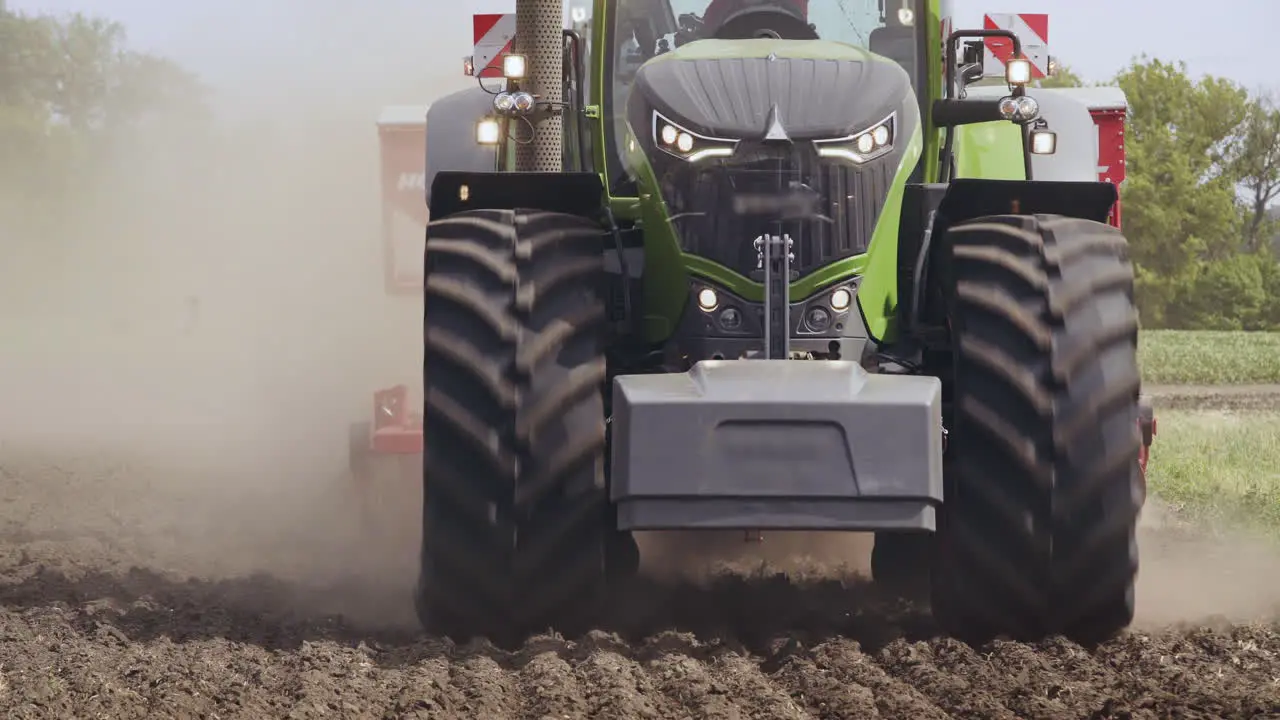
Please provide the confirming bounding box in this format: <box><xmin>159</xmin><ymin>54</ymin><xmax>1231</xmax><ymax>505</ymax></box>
<box><xmin>603</xmin><ymin>0</ymin><xmax>928</xmax><ymax>200</ymax></box>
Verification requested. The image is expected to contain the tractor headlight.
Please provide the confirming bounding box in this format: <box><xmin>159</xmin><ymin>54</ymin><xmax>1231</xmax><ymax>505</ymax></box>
<box><xmin>697</xmin><ymin>287</ymin><xmax>719</xmax><ymax>311</ymax></box>
<box><xmin>998</xmin><ymin>95</ymin><xmax>1040</xmax><ymax>123</ymax></box>
<box><xmin>476</xmin><ymin>117</ymin><xmax>501</xmax><ymax>145</ymax></box>
<box><xmin>1005</xmin><ymin>57</ymin><xmax>1032</xmax><ymax>86</ymax></box>
<box><xmin>813</xmin><ymin>113</ymin><xmax>896</xmax><ymax>163</ymax></box>
<box><xmin>690</xmin><ymin>282</ymin><xmax>752</xmax><ymax>336</ymax></box>
<box><xmin>512</xmin><ymin>91</ymin><xmax>536</xmax><ymax>113</ymax></box>
<box><xmin>493</xmin><ymin>91</ymin><xmax>536</xmax><ymax>116</ymax></box>
<box><xmin>493</xmin><ymin>92</ymin><xmax>517</xmax><ymax>114</ymax></box>
<box><xmin>829</xmin><ymin>287</ymin><xmax>852</xmax><ymax>312</ymax></box>
<box><xmin>502</xmin><ymin>54</ymin><xmax>526</xmax><ymax>79</ymax></box>
<box><xmin>805</xmin><ymin>306</ymin><xmax>832</xmax><ymax>332</ymax></box>
<box><xmin>653</xmin><ymin>112</ymin><xmax>737</xmax><ymax>162</ymax></box>
<box><xmin>1030</xmin><ymin>120</ymin><xmax>1057</xmax><ymax>155</ymax></box>
<box><xmin>795</xmin><ymin>282</ymin><xmax>856</xmax><ymax>336</ymax></box>
<box><xmin>717</xmin><ymin>306</ymin><xmax>743</xmax><ymax>330</ymax></box>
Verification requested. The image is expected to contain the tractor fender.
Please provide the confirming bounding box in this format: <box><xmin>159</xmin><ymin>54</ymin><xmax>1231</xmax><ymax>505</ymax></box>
<box><xmin>898</xmin><ymin>178</ymin><xmax>1120</xmax><ymax>334</ymax></box>
<box><xmin>933</xmin><ymin>177</ymin><xmax>1117</xmax><ymax>228</ymax></box>
<box><xmin>424</xmin><ymin>86</ymin><xmax>500</xmax><ymax>208</ymax></box>
<box><xmin>924</xmin><ymin>179</ymin><xmax>1120</xmax><ymax>302</ymax></box>
<box><xmin>428</xmin><ymin>171</ymin><xmax>605</xmax><ymax>222</ymax></box>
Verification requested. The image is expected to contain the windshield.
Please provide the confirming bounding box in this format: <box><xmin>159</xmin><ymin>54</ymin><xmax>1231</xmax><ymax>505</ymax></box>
<box><xmin>605</xmin><ymin>0</ymin><xmax>925</xmax><ymax>194</ymax></box>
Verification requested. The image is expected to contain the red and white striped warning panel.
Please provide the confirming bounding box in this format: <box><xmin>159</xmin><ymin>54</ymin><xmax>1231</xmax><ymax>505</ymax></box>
<box><xmin>982</xmin><ymin>13</ymin><xmax>1050</xmax><ymax>79</ymax></box>
<box><xmin>469</xmin><ymin>13</ymin><xmax>515</xmax><ymax>77</ymax></box>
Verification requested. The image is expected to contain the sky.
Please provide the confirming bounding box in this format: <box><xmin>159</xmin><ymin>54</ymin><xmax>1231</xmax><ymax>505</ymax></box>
<box><xmin>8</xmin><ymin>0</ymin><xmax>1278</xmax><ymax>100</ymax></box>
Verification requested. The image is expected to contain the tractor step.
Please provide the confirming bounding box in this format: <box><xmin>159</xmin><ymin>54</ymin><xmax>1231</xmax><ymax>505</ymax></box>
<box><xmin>609</xmin><ymin>360</ymin><xmax>944</xmax><ymax>532</ymax></box>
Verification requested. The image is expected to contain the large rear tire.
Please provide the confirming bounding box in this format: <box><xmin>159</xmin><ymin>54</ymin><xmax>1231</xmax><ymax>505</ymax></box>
<box><xmin>416</xmin><ymin>208</ymin><xmax>623</xmax><ymax>644</ymax></box>
<box><xmin>931</xmin><ymin>214</ymin><xmax>1144</xmax><ymax>645</ymax></box>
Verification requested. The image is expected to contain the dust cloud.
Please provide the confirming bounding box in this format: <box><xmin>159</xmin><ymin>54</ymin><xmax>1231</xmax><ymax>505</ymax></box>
<box><xmin>639</xmin><ymin>513</ymin><xmax>1280</xmax><ymax>634</ymax></box>
<box><xmin>0</xmin><ymin>3</ymin><xmax>474</xmax><ymax>627</ymax></box>
<box><xmin>636</xmin><ymin>531</ymin><xmax>874</xmax><ymax>583</ymax></box>
<box><xmin>1135</xmin><ymin>503</ymin><xmax>1280</xmax><ymax>628</ymax></box>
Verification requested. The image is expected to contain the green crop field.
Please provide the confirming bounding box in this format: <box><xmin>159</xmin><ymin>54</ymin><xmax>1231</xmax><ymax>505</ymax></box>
<box><xmin>1139</xmin><ymin>330</ymin><xmax>1280</xmax><ymax>385</ymax></box>
<box><xmin>1145</xmin><ymin>409</ymin><xmax>1280</xmax><ymax>533</ymax></box>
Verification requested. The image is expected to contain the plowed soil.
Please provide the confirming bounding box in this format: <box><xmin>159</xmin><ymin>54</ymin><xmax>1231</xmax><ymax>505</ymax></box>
<box><xmin>3</xmin><ymin>447</ymin><xmax>1280</xmax><ymax>719</ymax></box>
<box><xmin>1143</xmin><ymin>383</ymin><xmax>1280</xmax><ymax>411</ymax></box>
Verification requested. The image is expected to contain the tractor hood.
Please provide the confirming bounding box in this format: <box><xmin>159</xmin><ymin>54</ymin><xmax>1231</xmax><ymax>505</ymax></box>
<box><xmin>629</xmin><ymin>39</ymin><xmax>910</xmax><ymax>141</ymax></box>
<box><xmin>623</xmin><ymin>38</ymin><xmax>921</xmax><ymax>284</ymax></box>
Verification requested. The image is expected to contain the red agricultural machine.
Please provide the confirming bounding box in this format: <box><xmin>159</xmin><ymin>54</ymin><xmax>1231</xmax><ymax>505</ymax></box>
<box><xmin>345</xmin><ymin>105</ymin><xmax>429</xmax><ymax>528</ymax></box>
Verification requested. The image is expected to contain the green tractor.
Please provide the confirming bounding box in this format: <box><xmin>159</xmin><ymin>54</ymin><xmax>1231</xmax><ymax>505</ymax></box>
<box><xmin>418</xmin><ymin>0</ymin><xmax>1145</xmax><ymax>646</ymax></box>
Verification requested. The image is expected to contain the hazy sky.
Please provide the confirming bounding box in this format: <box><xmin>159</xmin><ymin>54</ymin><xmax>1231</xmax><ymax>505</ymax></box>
<box><xmin>9</xmin><ymin>0</ymin><xmax>1277</xmax><ymax>97</ymax></box>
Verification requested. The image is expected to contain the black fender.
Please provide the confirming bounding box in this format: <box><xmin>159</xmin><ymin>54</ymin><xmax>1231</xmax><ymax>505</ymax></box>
<box><xmin>428</xmin><ymin>171</ymin><xmax>605</xmax><ymax>222</ymax></box>
<box><xmin>897</xmin><ymin>179</ymin><xmax>1119</xmax><ymax>335</ymax></box>
<box><xmin>933</xmin><ymin>178</ymin><xmax>1117</xmax><ymax>227</ymax></box>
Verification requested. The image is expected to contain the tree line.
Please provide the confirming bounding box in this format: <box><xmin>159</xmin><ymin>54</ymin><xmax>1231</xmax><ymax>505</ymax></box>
<box><xmin>0</xmin><ymin>5</ymin><xmax>205</xmax><ymax>238</ymax></box>
<box><xmin>2</xmin><ymin>7</ymin><xmax>1278</xmax><ymax>330</ymax></box>
<box><xmin>1045</xmin><ymin>61</ymin><xmax>1280</xmax><ymax>330</ymax></box>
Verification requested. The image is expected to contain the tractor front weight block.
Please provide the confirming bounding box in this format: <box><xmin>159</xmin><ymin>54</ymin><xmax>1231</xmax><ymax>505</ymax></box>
<box><xmin>610</xmin><ymin>360</ymin><xmax>944</xmax><ymax>531</ymax></box>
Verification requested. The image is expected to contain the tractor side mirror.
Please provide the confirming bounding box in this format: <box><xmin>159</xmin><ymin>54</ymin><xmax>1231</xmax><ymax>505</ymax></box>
<box><xmin>953</xmin><ymin>41</ymin><xmax>985</xmax><ymax>86</ymax></box>
<box><xmin>944</xmin><ymin>28</ymin><xmax>1023</xmax><ymax>99</ymax></box>
<box><xmin>961</xmin><ymin>40</ymin><xmax>984</xmax><ymax>66</ymax></box>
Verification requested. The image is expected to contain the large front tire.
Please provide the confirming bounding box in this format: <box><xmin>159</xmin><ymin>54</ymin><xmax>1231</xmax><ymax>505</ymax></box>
<box><xmin>416</xmin><ymin>208</ymin><xmax>620</xmax><ymax>644</ymax></box>
<box><xmin>931</xmin><ymin>214</ymin><xmax>1144</xmax><ymax>644</ymax></box>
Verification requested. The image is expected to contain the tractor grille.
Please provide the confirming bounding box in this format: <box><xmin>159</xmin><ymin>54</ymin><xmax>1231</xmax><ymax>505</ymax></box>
<box><xmin>654</xmin><ymin>143</ymin><xmax>897</xmax><ymax>279</ymax></box>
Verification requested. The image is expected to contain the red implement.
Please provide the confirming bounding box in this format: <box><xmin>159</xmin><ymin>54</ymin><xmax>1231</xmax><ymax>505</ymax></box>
<box><xmin>348</xmin><ymin>107</ymin><xmax>429</xmax><ymax>506</ymax></box>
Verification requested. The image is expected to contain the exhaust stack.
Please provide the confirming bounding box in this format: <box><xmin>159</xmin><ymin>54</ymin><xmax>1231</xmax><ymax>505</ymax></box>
<box><xmin>514</xmin><ymin>0</ymin><xmax>564</xmax><ymax>172</ymax></box>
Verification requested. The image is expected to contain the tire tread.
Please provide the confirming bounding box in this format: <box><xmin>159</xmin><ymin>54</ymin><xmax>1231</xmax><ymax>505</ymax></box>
<box><xmin>933</xmin><ymin>213</ymin><xmax>1143</xmax><ymax>644</ymax></box>
<box><xmin>417</xmin><ymin>208</ymin><xmax>613</xmax><ymax>644</ymax></box>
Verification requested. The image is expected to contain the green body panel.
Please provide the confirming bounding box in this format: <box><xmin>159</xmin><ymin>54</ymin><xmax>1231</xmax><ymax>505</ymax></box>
<box><xmin>625</xmin><ymin>132</ymin><xmax>692</xmax><ymax>340</ymax></box>
<box><xmin>851</xmin><ymin>0</ymin><xmax>946</xmax><ymax>344</ymax></box>
<box><xmin>854</xmin><ymin>125</ymin><xmax>924</xmax><ymax>341</ymax></box>
<box><xmin>582</xmin><ymin>0</ymin><xmax>1012</xmax><ymax>345</ymax></box>
<box><xmin>922</xmin><ymin>0</ymin><xmax>946</xmax><ymax>186</ymax></box>
<box><xmin>954</xmin><ymin>122</ymin><xmax>1027</xmax><ymax>180</ymax></box>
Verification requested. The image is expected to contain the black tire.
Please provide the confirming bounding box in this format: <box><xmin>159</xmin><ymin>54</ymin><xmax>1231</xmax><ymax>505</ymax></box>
<box><xmin>930</xmin><ymin>214</ymin><xmax>1144</xmax><ymax>645</ymax></box>
<box><xmin>871</xmin><ymin>532</ymin><xmax>932</xmax><ymax>601</ymax></box>
<box><xmin>416</xmin><ymin>207</ymin><xmax>623</xmax><ymax>644</ymax></box>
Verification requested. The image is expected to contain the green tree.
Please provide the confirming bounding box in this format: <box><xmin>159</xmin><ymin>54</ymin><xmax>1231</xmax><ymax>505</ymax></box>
<box><xmin>1112</xmin><ymin>56</ymin><xmax>1251</xmax><ymax>326</ymax></box>
<box><xmin>1230</xmin><ymin>92</ymin><xmax>1280</xmax><ymax>252</ymax></box>
<box><xmin>0</xmin><ymin>6</ymin><xmax>204</xmax><ymax>237</ymax></box>
<box><xmin>1181</xmin><ymin>253</ymin><xmax>1268</xmax><ymax>330</ymax></box>
<box><xmin>40</xmin><ymin>12</ymin><xmax>205</xmax><ymax>132</ymax></box>
<box><xmin>0</xmin><ymin>8</ymin><xmax>57</xmax><ymax>109</ymax></box>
